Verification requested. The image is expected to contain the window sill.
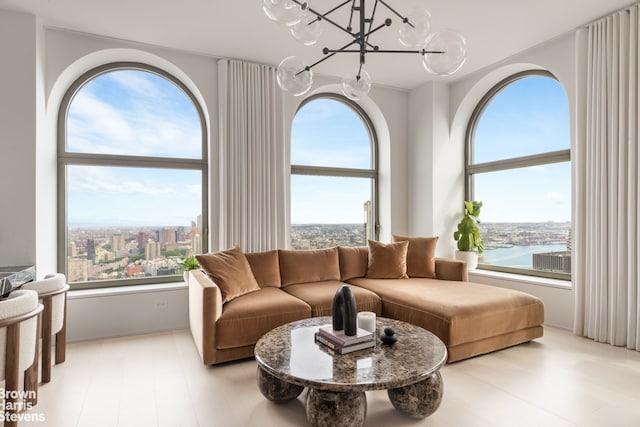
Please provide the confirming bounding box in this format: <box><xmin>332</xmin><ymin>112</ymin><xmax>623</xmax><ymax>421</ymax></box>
<box><xmin>468</xmin><ymin>269</ymin><xmax>572</xmax><ymax>290</ymax></box>
<box><xmin>68</xmin><ymin>281</ymin><xmax>187</xmax><ymax>300</ymax></box>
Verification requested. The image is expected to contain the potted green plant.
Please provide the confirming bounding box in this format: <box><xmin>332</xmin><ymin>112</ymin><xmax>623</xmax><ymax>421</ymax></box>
<box><xmin>177</xmin><ymin>256</ymin><xmax>200</xmax><ymax>283</ymax></box>
<box><xmin>453</xmin><ymin>200</ymin><xmax>484</xmax><ymax>270</ymax></box>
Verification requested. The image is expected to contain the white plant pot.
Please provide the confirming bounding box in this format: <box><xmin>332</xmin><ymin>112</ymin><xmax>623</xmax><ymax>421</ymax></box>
<box><xmin>454</xmin><ymin>250</ymin><xmax>478</xmax><ymax>271</ymax></box>
<box><xmin>183</xmin><ymin>271</ymin><xmax>190</xmax><ymax>284</ymax></box>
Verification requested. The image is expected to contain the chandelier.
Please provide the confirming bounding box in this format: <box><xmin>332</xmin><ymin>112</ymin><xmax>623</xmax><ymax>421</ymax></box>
<box><xmin>263</xmin><ymin>0</ymin><xmax>467</xmax><ymax>100</ymax></box>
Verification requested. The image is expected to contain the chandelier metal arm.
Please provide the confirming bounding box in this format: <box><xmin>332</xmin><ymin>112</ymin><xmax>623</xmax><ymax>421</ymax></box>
<box><xmin>377</xmin><ymin>0</ymin><xmax>414</xmax><ymax>28</ymax></box>
<box><xmin>291</xmin><ymin>0</ymin><xmax>355</xmax><ymax>39</ymax></box>
<box><xmin>267</xmin><ymin>0</ymin><xmax>468</xmax><ymax>98</ymax></box>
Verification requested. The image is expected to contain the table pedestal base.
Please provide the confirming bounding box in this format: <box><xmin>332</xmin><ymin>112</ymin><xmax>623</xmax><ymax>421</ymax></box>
<box><xmin>257</xmin><ymin>366</ymin><xmax>304</xmax><ymax>402</ymax></box>
<box><xmin>387</xmin><ymin>371</ymin><xmax>443</xmax><ymax>418</ymax></box>
<box><xmin>306</xmin><ymin>389</ymin><xmax>366</xmax><ymax>427</ymax></box>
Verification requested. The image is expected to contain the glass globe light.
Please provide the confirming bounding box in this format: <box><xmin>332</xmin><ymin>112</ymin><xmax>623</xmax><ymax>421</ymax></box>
<box><xmin>423</xmin><ymin>29</ymin><xmax>467</xmax><ymax>76</ymax></box>
<box><xmin>277</xmin><ymin>56</ymin><xmax>313</xmax><ymax>96</ymax></box>
<box><xmin>263</xmin><ymin>0</ymin><xmax>304</xmax><ymax>26</ymax></box>
<box><xmin>342</xmin><ymin>68</ymin><xmax>372</xmax><ymax>100</ymax></box>
<box><xmin>398</xmin><ymin>7</ymin><xmax>432</xmax><ymax>48</ymax></box>
<box><xmin>290</xmin><ymin>11</ymin><xmax>324</xmax><ymax>45</ymax></box>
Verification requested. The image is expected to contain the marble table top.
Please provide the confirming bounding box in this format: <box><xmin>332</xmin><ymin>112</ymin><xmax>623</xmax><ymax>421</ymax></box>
<box><xmin>254</xmin><ymin>316</ymin><xmax>447</xmax><ymax>392</ymax></box>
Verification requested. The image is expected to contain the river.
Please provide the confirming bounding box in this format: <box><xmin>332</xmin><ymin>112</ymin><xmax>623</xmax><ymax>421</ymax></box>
<box><xmin>479</xmin><ymin>244</ymin><xmax>568</xmax><ymax>269</ymax></box>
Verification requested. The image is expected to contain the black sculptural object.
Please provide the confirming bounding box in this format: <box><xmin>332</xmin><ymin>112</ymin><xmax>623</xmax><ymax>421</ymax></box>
<box><xmin>332</xmin><ymin>285</ymin><xmax>357</xmax><ymax>336</ymax></box>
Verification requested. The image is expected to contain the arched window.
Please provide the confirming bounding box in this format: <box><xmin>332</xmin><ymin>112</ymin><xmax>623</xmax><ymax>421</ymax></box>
<box><xmin>58</xmin><ymin>62</ymin><xmax>207</xmax><ymax>288</ymax></box>
<box><xmin>290</xmin><ymin>95</ymin><xmax>378</xmax><ymax>249</ymax></box>
<box><xmin>466</xmin><ymin>71</ymin><xmax>571</xmax><ymax>280</ymax></box>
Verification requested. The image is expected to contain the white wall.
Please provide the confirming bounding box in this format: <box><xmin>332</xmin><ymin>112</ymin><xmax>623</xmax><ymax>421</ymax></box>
<box><xmin>0</xmin><ymin>10</ymin><xmax>38</xmax><ymax>266</ymax></box>
<box><xmin>406</xmin><ymin>33</ymin><xmax>578</xmax><ymax>330</ymax></box>
<box><xmin>407</xmin><ymin>81</ymin><xmax>463</xmax><ymax>257</ymax></box>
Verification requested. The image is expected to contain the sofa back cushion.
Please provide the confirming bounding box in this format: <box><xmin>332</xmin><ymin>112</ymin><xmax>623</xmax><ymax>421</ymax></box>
<box><xmin>392</xmin><ymin>234</ymin><xmax>438</xmax><ymax>278</ymax></box>
<box><xmin>366</xmin><ymin>240</ymin><xmax>409</xmax><ymax>279</ymax></box>
<box><xmin>278</xmin><ymin>247</ymin><xmax>340</xmax><ymax>287</ymax></box>
<box><xmin>196</xmin><ymin>246</ymin><xmax>260</xmax><ymax>303</ymax></box>
<box><xmin>245</xmin><ymin>250</ymin><xmax>281</xmax><ymax>288</ymax></box>
<box><xmin>338</xmin><ymin>246</ymin><xmax>369</xmax><ymax>280</ymax></box>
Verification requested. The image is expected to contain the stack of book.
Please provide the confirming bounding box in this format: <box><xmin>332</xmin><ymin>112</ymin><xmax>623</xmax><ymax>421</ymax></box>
<box><xmin>314</xmin><ymin>324</ymin><xmax>375</xmax><ymax>355</ymax></box>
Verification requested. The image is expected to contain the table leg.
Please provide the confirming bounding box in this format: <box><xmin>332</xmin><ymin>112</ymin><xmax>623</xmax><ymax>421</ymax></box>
<box><xmin>306</xmin><ymin>389</ymin><xmax>366</xmax><ymax>427</ymax></box>
<box><xmin>387</xmin><ymin>370</ymin><xmax>443</xmax><ymax>418</ymax></box>
<box><xmin>257</xmin><ymin>366</ymin><xmax>304</xmax><ymax>402</ymax></box>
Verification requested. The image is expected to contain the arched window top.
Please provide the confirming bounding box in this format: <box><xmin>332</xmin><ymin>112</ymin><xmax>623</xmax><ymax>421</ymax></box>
<box><xmin>66</xmin><ymin>65</ymin><xmax>203</xmax><ymax>159</ymax></box>
<box><xmin>471</xmin><ymin>73</ymin><xmax>569</xmax><ymax>164</ymax></box>
<box><xmin>291</xmin><ymin>96</ymin><xmax>373</xmax><ymax>169</ymax></box>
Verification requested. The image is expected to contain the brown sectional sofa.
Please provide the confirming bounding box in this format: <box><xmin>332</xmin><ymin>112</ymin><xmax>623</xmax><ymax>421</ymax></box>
<box><xmin>189</xmin><ymin>245</ymin><xmax>544</xmax><ymax>365</ymax></box>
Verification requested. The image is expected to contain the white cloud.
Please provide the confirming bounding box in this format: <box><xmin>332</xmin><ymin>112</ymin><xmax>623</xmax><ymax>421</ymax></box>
<box><xmin>545</xmin><ymin>191</ymin><xmax>563</xmax><ymax>204</ymax></box>
<box><xmin>67</xmin><ymin>71</ymin><xmax>202</xmax><ymax>158</ymax></box>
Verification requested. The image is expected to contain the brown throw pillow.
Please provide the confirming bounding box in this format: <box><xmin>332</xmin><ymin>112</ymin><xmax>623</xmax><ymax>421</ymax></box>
<box><xmin>196</xmin><ymin>246</ymin><xmax>260</xmax><ymax>303</ymax></box>
<box><xmin>392</xmin><ymin>234</ymin><xmax>438</xmax><ymax>278</ymax></box>
<box><xmin>338</xmin><ymin>246</ymin><xmax>369</xmax><ymax>280</ymax></box>
<box><xmin>245</xmin><ymin>250</ymin><xmax>281</xmax><ymax>288</ymax></box>
<box><xmin>366</xmin><ymin>240</ymin><xmax>409</xmax><ymax>279</ymax></box>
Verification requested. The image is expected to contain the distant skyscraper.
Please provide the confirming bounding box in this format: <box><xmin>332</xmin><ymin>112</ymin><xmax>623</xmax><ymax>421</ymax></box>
<box><xmin>363</xmin><ymin>200</ymin><xmax>372</xmax><ymax>240</ymax></box>
<box><xmin>112</xmin><ymin>233</ymin><xmax>125</xmax><ymax>252</ymax></box>
<box><xmin>68</xmin><ymin>241</ymin><xmax>77</xmax><ymax>257</ymax></box>
<box><xmin>145</xmin><ymin>241</ymin><xmax>161</xmax><ymax>260</ymax></box>
<box><xmin>159</xmin><ymin>228</ymin><xmax>177</xmax><ymax>248</ymax></box>
<box><xmin>86</xmin><ymin>239</ymin><xmax>96</xmax><ymax>263</ymax></box>
<box><xmin>137</xmin><ymin>232</ymin><xmax>148</xmax><ymax>250</ymax></box>
<box><xmin>192</xmin><ymin>234</ymin><xmax>202</xmax><ymax>255</ymax></box>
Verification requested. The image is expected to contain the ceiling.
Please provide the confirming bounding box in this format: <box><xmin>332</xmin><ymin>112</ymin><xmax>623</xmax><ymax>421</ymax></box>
<box><xmin>0</xmin><ymin>0</ymin><xmax>634</xmax><ymax>90</ymax></box>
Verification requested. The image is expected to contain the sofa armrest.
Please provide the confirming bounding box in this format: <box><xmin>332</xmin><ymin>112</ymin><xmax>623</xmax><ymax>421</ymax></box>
<box><xmin>435</xmin><ymin>258</ymin><xmax>468</xmax><ymax>282</ymax></box>
<box><xmin>188</xmin><ymin>269</ymin><xmax>223</xmax><ymax>364</ymax></box>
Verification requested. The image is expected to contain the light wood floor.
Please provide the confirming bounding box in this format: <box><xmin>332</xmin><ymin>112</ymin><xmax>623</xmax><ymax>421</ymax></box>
<box><xmin>25</xmin><ymin>326</ymin><xmax>640</xmax><ymax>427</ymax></box>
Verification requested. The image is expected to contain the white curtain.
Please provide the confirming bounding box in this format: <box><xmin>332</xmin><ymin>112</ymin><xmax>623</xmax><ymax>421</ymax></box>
<box><xmin>218</xmin><ymin>59</ymin><xmax>288</xmax><ymax>252</ymax></box>
<box><xmin>574</xmin><ymin>5</ymin><xmax>640</xmax><ymax>350</ymax></box>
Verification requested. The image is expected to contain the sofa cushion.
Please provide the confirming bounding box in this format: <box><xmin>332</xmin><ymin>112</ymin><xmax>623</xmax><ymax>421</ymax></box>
<box><xmin>196</xmin><ymin>247</ymin><xmax>260</xmax><ymax>303</ymax></box>
<box><xmin>392</xmin><ymin>234</ymin><xmax>438</xmax><ymax>278</ymax></box>
<box><xmin>282</xmin><ymin>280</ymin><xmax>381</xmax><ymax>317</ymax></box>
<box><xmin>366</xmin><ymin>240</ymin><xmax>409</xmax><ymax>279</ymax></box>
<box><xmin>278</xmin><ymin>247</ymin><xmax>341</xmax><ymax>287</ymax></box>
<box><xmin>245</xmin><ymin>250</ymin><xmax>281</xmax><ymax>288</ymax></box>
<box><xmin>338</xmin><ymin>246</ymin><xmax>369</xmax><ymax>280</ymax></box>
<box><xmin>216</xmin><ymin>287</ymin><xmax>311</xmax><ymax>349</ymax></box>
<box><xmin>348</xmin><ymin>277</ymin><xmax>544</xmax><ymax>348</ymax></box>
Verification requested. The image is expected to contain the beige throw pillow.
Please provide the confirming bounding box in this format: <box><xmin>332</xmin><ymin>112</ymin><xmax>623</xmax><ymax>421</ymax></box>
<box><xmin>196</xmin><ymin>246</ymin><xmax>260</xmax><ymax>303</ymax></box>
<box><xmin>392</xmin><ymin>234</ymin><xmax>439</xmax><ymax>278</ymax></box>
<box><xmin>366</xmin><ymin>240</ymin><xmax>409</xmax><ymax>279</ymax></box>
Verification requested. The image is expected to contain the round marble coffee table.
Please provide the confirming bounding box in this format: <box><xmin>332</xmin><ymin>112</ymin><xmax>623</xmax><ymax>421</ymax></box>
<box><xmin>254</xmin><ymin>316</ymin><xmax>447</xmax><ymax>427</ymax></box>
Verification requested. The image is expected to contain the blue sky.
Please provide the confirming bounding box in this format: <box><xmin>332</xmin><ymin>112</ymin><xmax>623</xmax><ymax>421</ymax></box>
<box><xmin>67</xmin><ymin>71</ymin><xmax>570</xmax><ymax>228</ymax></box>
<box><xmin>472</xmin><ymin>76</ymin><xmax>571</xmax><ymax>222</ymax></box>
<box><xmin>291</xmin><ymin>98</ymin><xmax>373</xmax><ymax>224</ymax></box>
<box><xmin>66</xmin><ymin>70</ymin><xmax>202</xmax><ymax>227</ymax></box>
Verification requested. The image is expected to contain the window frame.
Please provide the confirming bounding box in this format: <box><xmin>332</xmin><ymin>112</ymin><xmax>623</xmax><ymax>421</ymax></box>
<box><xmin>465</xmin><ymin>70</ymin><xmax>571</xmax><ymax>281</ymax></box>
<box><xmin>57</xmin><ymin>62</ymin><xmax>208</xmax><ymax>289</ymax></box>
<box><xmin>290</xmin><ymin>93</ymin><xmax>380</xmax><ymax>243</ymax></box>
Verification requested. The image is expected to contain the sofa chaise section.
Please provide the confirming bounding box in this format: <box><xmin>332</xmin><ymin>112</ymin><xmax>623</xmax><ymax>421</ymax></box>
<box><xmin>347</xmin><ymin>277</ymin><xmax>544</xmax><ymax>362</ymax></box>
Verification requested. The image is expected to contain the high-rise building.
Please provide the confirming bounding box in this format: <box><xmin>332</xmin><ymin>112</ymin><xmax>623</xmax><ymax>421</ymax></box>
<box><xmin>112</xmin><ymin>233</ymin><xmax>125</xmax><ymax>252</ymax></box>
<box><xmin>363</xmin><ymin>200</ymin><xmax>372</xmax><ymax>241</ymax></box>
<box><xmin>533</xmin><ymin>251</ymin><xmax>571</xmax><ymax>273</ymax></box>
<box><xmin>192</xmin><ymin>234</ymin><xmax>202</xmax><ymax>255</ymax></box>
<box><xmin>68</xmin><ymin>241</ymin><xmax>77</xmax><ymax>257</ymax></box>
<box><xmin>136</xmin><ymin>232</ymin><xmax>148</xmax><ymax>250</ymax></box>
<box><xmin>86</xmin><ymin>239</ymin><xmax>96</xmax><ymax>263</ymax></box>
<box><xmin>145</xmin><ymin>240</ymin><xmax>161</xmax><ymax>260</ymax></box>
<box><xmin>159</xmin><ymin>228</ymin><xmax>176</xmax><ymax>248</ymax></box>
